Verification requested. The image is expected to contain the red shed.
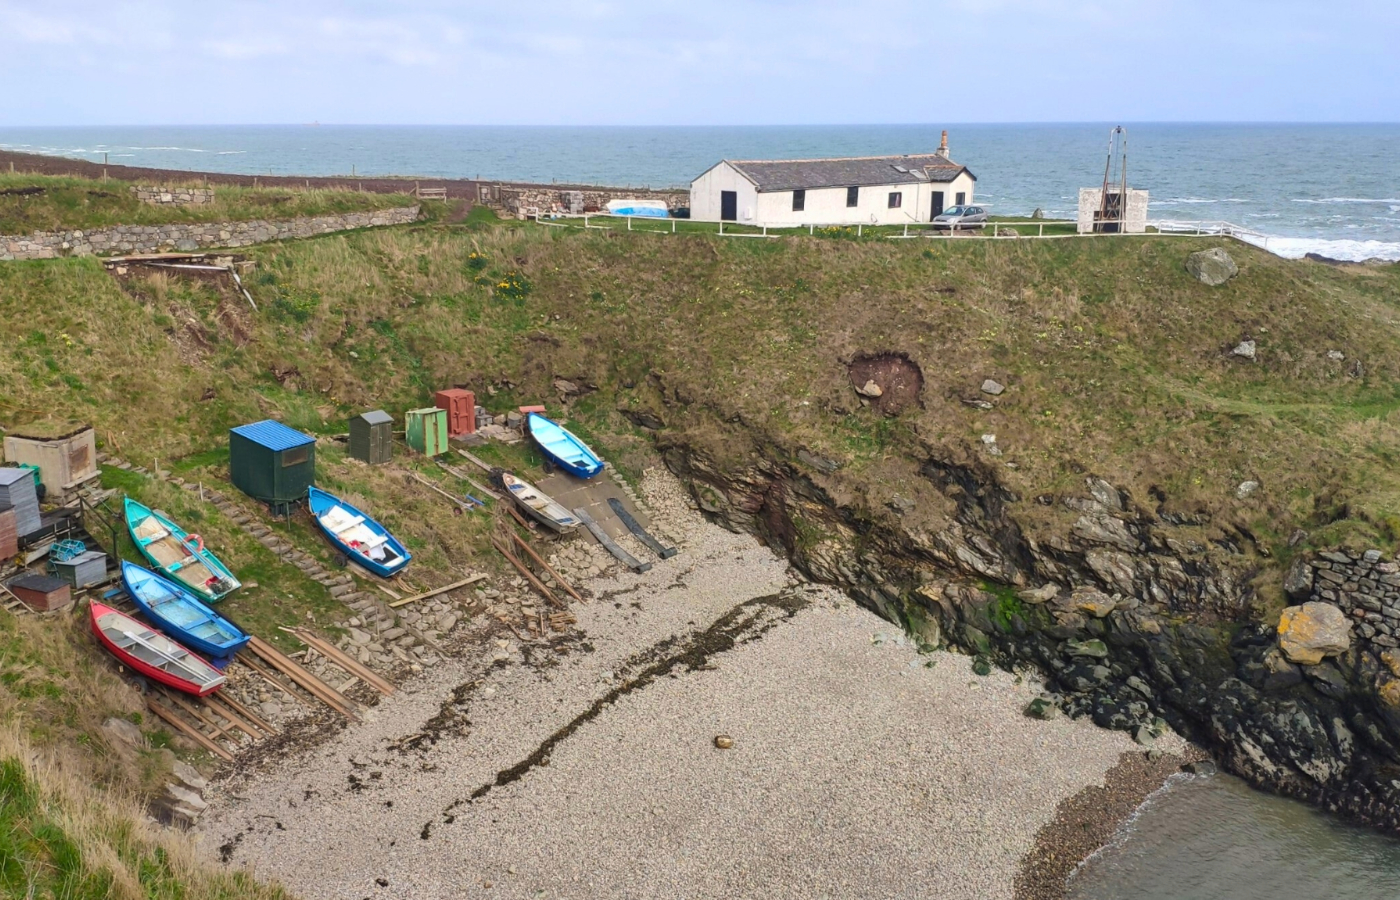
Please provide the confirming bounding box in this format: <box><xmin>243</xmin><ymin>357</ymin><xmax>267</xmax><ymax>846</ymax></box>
<box><xmin>435</xmin><ymin>389</ymin><xmax>476</xmax><ymax>437</ymax></box>
<box><xmin>8</xmin><ymin>574</ymin><xmax>72</xmax><ymax>612</ymax></box>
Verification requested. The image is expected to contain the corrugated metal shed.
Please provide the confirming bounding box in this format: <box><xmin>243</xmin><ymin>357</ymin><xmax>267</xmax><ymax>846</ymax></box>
<box><xmin>349</xmin><ymin>410</ymin><xmax>394</xmax><ymax>465</ymax></box>
<box><xmin>0</xmin><ymin>468</ymin><xmax>41</xmax><ymax>537</ymax></box>
<box><xmin>229</xmin><ymin>420</ymin><xmax>316</xmax><ymax>505</ymax></box>
<box><xmin>405</xmin><ymin>408</ymin><xmax>449</xmax><ymax>457</ymax></box>
<box><xmin>435</xmin><ymin>389</ymin><xmax>476</xmax><ymax>437</ymax></box>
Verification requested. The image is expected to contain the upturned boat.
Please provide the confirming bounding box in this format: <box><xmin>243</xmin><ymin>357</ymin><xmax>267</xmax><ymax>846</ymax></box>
<box><xmin>90</xmin><ymin>601</ymin><xmax>226</xmax><ymax>696</ymax></box>
<box><xmin>500</xmin><ymin>472</ymin><xmax>579</xmax><ymax>532</ymax></box>
<box><xmin>120</xmin><ymin>561</ymin><xmax>250</xmax><ymax>658</ymax></box>
<box><xmin>307</xmin><ymin>486</ymin><xmax>411</xmax><ymax>578</ymax></box>
<box><xmin>125</xmin><ymin>497</ymin><xmax>241</xmax><ymax>602</ymax></box>
<box><xmin>526</xmin><ymin>413</ymin><xmax>603</xmax><ymax>478</ymax></box>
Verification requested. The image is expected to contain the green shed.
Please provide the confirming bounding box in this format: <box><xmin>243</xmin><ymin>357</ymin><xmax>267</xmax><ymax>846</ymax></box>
<box><xmin>229</xmin><ymin>420</ymin><xmax>316</xmax><ymax>507</ymax></box>
<box><xmin>405</xmin><ymin>407</ymin><xmax>449</xmax><ymax>457</ymax></box>
<box><xmin>349</xmin><ymin>410</ymin><xmax>394</xmax><ymax>465</ymax></box>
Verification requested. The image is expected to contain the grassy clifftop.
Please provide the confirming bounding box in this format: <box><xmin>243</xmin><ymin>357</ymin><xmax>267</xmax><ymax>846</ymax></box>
<box><xmin>0</xmin><ymin>172</ymin><xmax>417</xmax><ymax>234</ymax></box>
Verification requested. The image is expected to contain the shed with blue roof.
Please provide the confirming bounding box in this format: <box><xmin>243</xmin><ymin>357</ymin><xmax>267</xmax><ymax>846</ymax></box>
<box><xmin>229</xmin><ymin>420</ymin><xmax>316</xmax><ymax>507</ymax></box>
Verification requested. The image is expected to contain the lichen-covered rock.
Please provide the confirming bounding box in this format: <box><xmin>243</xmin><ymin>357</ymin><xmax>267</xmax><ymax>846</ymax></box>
<box><xmin>1278</xmin><ymin>602</ymin><xmax>1352</xmax><ymax>665</ymax></box>
<box><xmin>1067</xmin><ymin>588</ymin><xmax>1117</xmax><ymax>618</ymax></box>
<box><xmin>1186</xmin><ymin>247</ymin><xmax>1239</xmax><ymax>285</ymax></box>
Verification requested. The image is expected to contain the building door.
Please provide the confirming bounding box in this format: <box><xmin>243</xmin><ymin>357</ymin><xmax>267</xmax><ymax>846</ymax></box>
<box><xmin>931</xmin><ymin>191</ymin><xmax>944</xmax><ymax>218</ymax></box>
<box><xmin>720</xmin><ymin>191</ymin><xmax>737</xmax><ymax>221</ymax></box>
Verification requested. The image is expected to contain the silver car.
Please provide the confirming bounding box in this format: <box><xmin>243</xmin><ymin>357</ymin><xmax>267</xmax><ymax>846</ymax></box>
<box><xmin>931</xmin><ymin>205</ymin><xmax>988</xmax><ymax>230</ymax></box>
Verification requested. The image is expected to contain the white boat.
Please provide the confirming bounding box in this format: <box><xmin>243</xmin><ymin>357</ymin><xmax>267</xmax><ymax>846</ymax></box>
<box><xmin>501</xmin><ymin>473</ymin><xmax>579</xmax><ymax>533</ymax></box>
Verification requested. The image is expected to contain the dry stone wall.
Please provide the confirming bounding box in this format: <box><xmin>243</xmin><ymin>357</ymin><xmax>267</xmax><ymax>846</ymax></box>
<box><xmin>0</xmin><ymin>206</ymin><xmax>420</xmax><ymax>261</ymax></box>
<box><xmin>1289</xmin><ymin>549</ymin><xmax>1400</xmax><ymax>648</ymax></box>
<box><xmin>496</xmin><ymin>185</ymin><xmax>687</xmax><ymax>218</ymax></box>
<box><xmin>133</xmin><ymin>186</ymin><xmax>214</xmax><ymax>205</ymax></box>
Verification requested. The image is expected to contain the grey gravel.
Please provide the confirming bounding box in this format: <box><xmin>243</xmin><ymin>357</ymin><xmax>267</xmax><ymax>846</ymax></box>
<box><xmin>202</xmin><ymin>470</ymin><xmax>1147</xmax><ymax>900</ymax></box>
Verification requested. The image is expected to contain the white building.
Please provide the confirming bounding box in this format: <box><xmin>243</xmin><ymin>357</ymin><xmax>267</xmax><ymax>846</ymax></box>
<box><xmin>689</xmin><ymin>132</ymin><xmax>977</xmax><ymax>227</ymax></box>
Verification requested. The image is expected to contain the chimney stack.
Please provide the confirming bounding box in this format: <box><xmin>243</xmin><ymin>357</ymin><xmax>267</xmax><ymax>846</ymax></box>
<box><xmin>936</xmin><ymin>130</ymin><xmax>950</xmax><ymax>159</ymax></box>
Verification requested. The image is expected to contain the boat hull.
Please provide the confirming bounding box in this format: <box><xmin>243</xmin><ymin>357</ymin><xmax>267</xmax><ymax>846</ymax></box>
<box><xmin>501</xmin><ymin>473</ymin><xmax>579</xmax><ymax>533</ymax></box>
<box><xmin>90</xmin><ymin>602</ymin><xmax>225</xmax><ymax>696</ymax></box>
<box><xmin>526</xmin><ymin>413</ymin><xmax>604</xmax><ymax>479</ymax></box>
<box><xmin>307</xmin><ymin>486</ymin><xmax>411</xmax><ymax>578</ymax></box>
<box><xmin>120</xmin><ymin>562</ymin><xmax>250</xmax><ymax>658</ymax></box>
<box><xmin>124</xmin><ymin>497</ymin><xmax>241</xmax><ymax>602</ymax></box>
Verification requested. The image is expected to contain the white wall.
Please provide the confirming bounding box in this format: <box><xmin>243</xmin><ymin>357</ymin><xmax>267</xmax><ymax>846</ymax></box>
<box><xmin>689</xmin><ymin>162</ymin><xmax>760</xmax><ymax>223</ymax></box>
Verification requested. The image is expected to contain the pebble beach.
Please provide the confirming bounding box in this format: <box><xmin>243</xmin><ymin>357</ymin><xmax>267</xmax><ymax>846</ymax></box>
<box><xmin>201</xmin><ymin>471</ymin><xmax>1183</xmax><ymax>900</ymax></box>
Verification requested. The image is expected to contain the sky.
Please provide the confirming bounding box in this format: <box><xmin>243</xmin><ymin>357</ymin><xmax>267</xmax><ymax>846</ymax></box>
<box><xmin>2</xmin><ymin>0</ymin><xmax>1397</xmax><ymax>126</ymax></box>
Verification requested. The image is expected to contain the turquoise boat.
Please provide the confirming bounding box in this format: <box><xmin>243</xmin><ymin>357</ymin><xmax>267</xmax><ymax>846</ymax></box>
<box><xmin>526</xmin><ymin>413</ymin><xmax>604</xmax><ymax>478</ymax></box>
<box><xmin>125</xmin><ymin>497</ymin><xmax>240</xmax><ymax>602</ymax></box>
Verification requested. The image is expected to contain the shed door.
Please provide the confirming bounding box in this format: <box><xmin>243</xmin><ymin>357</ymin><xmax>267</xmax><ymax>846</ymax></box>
<box><xmin>931</xmin><ymin>191</ymin><xmax>944</xmax><ymax>218</ymax></box>
<box><xmin>720</xmin><ymin>191</ymin><xmax>737</xmax><ymax>222</ymax></box>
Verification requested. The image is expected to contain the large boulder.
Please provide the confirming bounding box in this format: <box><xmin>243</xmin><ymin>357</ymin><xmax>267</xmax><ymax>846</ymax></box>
<box><xmin>1278</xmin><ymin>602</ymin><xmax>1352</xmax><ymax>665</ymax></box>
<box><xmin>1186</xmin><ymin>247</ymin><xmax>1239</xmax><ymax>286</ymax></box>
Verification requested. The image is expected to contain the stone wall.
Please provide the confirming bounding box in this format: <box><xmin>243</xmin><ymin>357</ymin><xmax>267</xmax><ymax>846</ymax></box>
<box><xmin>0</xmin><ymin>206</ymin><xmax>420</xmax><ymax>260</ymax></box>
<box><xmin>133</xmin><ymin>186</ymin><xmax>214</xmax><ymax>205</ymax></box>
<box><xmin>495</xmin><ymin>185</ymin><xmax>688</xmax><ymax>218</ymax></box>
<box><xmin>1289</xmin><ymin>549</ymin><xmax>1400</xmax><ymax>648</ymax></box>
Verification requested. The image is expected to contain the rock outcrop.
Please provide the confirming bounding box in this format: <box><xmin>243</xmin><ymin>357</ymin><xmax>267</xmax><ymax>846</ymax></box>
<box><xmin>660</xmin><ymin>432</ymin><xmax>1400</xmax><ymax>833</ymax></box>
<box><xmin>1186</xmin><ymin>247</ymin><xmax>1240</xmax><ymax>285</ymax></box>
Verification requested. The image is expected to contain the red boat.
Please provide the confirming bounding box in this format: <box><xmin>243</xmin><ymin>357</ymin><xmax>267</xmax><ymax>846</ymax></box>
<box><xmin>89</xmin><ymin>602</ymin><xmax>226</xmax><ymax>696</ymax></box>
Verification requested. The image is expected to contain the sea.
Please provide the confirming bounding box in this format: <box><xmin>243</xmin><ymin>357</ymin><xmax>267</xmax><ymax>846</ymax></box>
<box><xmin>1068</xmin><ymin>772</ymin><xmax>1400</xmax><ymax>900</ymax></box>
<box><xmin>2</xmin><ymin>123</ymin><xmax>1398</xmax><ymax>261</ymax></box>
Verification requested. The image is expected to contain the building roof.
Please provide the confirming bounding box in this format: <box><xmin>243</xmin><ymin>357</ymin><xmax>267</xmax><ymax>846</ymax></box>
<box><xmin>716</xmin><ymin>154</ymin><xmax>976</xmax><ymax>192</ymax></box>
<box><xmin>230</xmin><ymin>420</ymin><xmax>315</xmax><ymax>452</ymax></box>
<box><xmin>355</xmin><ymin>410</ymin><xmax>394</xmax><ymax>426</ymax></box>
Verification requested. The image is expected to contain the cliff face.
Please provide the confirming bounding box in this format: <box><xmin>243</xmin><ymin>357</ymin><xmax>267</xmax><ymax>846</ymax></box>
<box><xmin>658</xmin><ymin>432</ymin><xmax>1400</xmax><ymax>830</ymax></box>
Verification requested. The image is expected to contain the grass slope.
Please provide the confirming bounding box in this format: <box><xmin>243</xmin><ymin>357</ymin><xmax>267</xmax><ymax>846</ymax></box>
<box><xmin>1</xmin><ymin>219</ymin><xmax>1398</xmax><ymax>892</ymax></box>
<box><xmin>0</xmin><ymin>172</ymin><xmax>416</xmax><ymax>235</ymax></box>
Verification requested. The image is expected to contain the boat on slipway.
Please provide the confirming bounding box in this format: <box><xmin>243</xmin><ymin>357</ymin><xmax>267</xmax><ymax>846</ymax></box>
<box><xmin>90</xmin><ymin>601</ymin><xmax>226</xmax><ymax>696</ymax></box>
<box><xmin>307</xmin><ymin>486</ymin><xmax>411</xmax><ymax>578</ymax></box>
<box><xmin>125</xmin><ymin>497</ymin><xmax>241</xmax><ymax>602</ymax></box>
<box><xmin>526</xmin><ymin>413</ymin><xmax>604</xmax><ymax>479</ymax></box>
<box><xmin>120</xmin><ymin>561</ymin><xmax>250</xmax><ymax>658</ymax></box>
<box><xmin>500</xmin><ymin>472</ymin><xmax>579</xmax><ymax>533</ymax></box>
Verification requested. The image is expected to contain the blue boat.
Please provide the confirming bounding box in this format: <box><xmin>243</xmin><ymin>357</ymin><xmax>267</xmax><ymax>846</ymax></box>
<box><xmin>120</xmin><ymin>561</ymin><xmax>250</xmax><ymax>659</ymax></box>
<box><xmin>526</xmin><ymin>413</ymin><xmax>604</xmax><ymax>478</ymax></box>
<box><xmin>307</xmin><ymin>487</ymin><xmax>411</xmax><ymax>578</ymax></box>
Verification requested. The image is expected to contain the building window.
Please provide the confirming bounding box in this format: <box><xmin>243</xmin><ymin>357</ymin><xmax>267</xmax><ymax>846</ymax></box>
<box><xmin>956</xmin><ymin>191</ymin><xmax>966</xmax><ymax>206</ymax></box>
<box><xmin>846</xmin><ymin>186</ymin><xmax>859</xmax><ymax>207</ymax></box>
<box><xmin>281</xmin><ymin>446</ymin><xmax>309</xmax><ymax>467</ymax></box>
<box><xmin>792</xmin><ymin>189</ymin><xmax>805</xmax><ymax>212</ymax></box>
<box><xmin>888</xmin><ymin>191</ymin><xmax>902</xmax><ymax>209</ymax></box>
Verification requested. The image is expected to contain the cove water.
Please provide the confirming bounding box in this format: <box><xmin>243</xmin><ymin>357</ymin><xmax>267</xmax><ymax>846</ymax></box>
<box><xmin>2</xmin><ymin>123</ymin><xmax>1398</xmax><ymax>260</ymax></box>
<box><xmin>1068</xmin><ymin>772</ymin><xmax>1400</xmax><ymax>900</ymax></box>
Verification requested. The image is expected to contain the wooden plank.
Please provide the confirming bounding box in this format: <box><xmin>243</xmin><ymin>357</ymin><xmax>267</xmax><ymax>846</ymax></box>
<box><xmin>247</xmin><ymin>635</ymin><xmax>359</xmax><ymax>721</ymax></box>
<box><xmin>385</xmin><ymin>573</ymin><xmax>487</xmax><ymax>608</ymax></box>
<box><xmin>283</xmin><ymin>627</ymin><xmax>395</xmax><ymax>696</ymax></box>
<box><xmin>512</xmin><ymin>534</ymin><xmax>583</xmax><ymax>603</ymax></box>
<box><xmin>147</xmin><ymin>696</ymin><xmax>234</xmax><ymax>762</ymax></box>
<box><xmin>161</xmin><ymin>690</ymin><xmax>236</xmax><ymax>740</ymax></box>
<box><xmin>200</xmin><ymin>694</ymin><xmax>263</xmax><ymax>740</ymax></box>
<box><xmin>491</xmin><ymin>537</ymin><xmax>560</xmax><ymax>608</ymax></box>
<box><xmin>209</xmin><ymin>690</ymin><xmax>276</xmax><ymax>736</ymax></box>
<box><xmin>454</xmin><ymin>448</ymin><xmax>495</xmax><ymax>473</ymax></box>
<box><xmin>573</xmin><ymin>506</ymin><xmax>651</xmax><ymax>574</ymax></box>
<box><xmin>238</xmin><ymin>655</ymin><xmax>311</xmax><ymax>709</ymax></box>
<box><xmin>505</xmin><ymin>504</ymin><xmax>536</xmax><ymax>532</ymax></box>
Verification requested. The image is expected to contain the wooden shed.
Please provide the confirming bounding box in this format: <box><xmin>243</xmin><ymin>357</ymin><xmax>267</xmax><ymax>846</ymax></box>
<box><xmin>349</xmin><ymin>410</ymin><xmax>394</xmax><ymax>465</ymax></box>
<box><xmin>405</xmin><ymin>408</ymin><xmax>449</xmax><ymax>457</ymax></box>
<box><xmin>8</xmin><ymin>574</ymin><xmax>72</xmax><ymax>612</ymax></box>
<box><xmin>0</xmin><ymin>504</ymin><xmax>16</xmax><ymax>562</ymax></box>
<box><xmin>229</xmin><ymin>420</ymin><xmax>316</xmax><ymax>507</ymax></box>
<box><xmin>2</xmin><ymin>422</ymin><xmax>97</xmax><ymax>500</ymax></box>
<box><xmin>0</xmin><ymin>469</ymin><xmax>40</xmax><ymax>537</ymax></box>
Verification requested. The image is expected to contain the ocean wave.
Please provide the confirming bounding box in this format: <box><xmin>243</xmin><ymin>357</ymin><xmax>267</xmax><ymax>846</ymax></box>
<box><xmin>1154</xmin><ymin>197</ymin><xmax>1252</xmax><ymax>204</ymax></box>
<box><xmin>1291</xmin><ymin>197</ymin><xmax>1400</xmax><ymax>204</ymax></box>
<box><xmin>1237</xmin><ymin>234</ymin><xmax>1400</xmax><ymax>262</ymax></box>
<box><xmin>216</xmin><ymin>150</ymin><xmax>246</xmax><ymax>155</ymax></box>
<box><xmin>120</xmin><ymin>146</ymin><xmax>207</xmax><ymax>152</ymax></box>
<box><xmin>1067</xmin><ymin>772</ymin><xmax>1205</xmax><ymax>885</ymax></box>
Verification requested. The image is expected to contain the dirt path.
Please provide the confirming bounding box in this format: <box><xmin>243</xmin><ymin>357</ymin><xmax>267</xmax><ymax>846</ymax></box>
<box><xmin>201</xmin><ymin>471</ymin><xmax>1160</xmax><ymax>900</ymax></box>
